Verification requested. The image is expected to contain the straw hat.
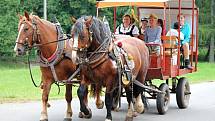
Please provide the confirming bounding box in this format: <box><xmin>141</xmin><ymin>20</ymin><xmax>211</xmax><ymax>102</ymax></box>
<box><xmin>149</xmin><ymin>14</ymin><xmax>158</xmax><ymax>19</ymax></box>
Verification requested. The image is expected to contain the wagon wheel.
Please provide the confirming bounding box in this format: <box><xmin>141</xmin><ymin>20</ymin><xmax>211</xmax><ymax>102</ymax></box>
<box><xmin>156</xmin><ymin>83</ymin><xmax>170</xmax><ymax>115</ymax></box>
<box><xmin>176</xmin><ymin>77</ymin><xmax>191</xmax><ymax>109</ymax></box>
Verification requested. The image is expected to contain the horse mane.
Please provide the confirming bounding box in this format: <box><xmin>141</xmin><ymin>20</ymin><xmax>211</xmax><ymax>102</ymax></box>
<box><xmin>90</xmin><ymin>17</ymin><xmax>111</xmax><ymax>44</ymax></box>
<box><xmin>29</xmin><ymin>15</ymin><xmax>56</xmax><ymax>29</ymax></box>
<box><xmin>73</xmin><ymin>16</ymin><xmax>111</xmax><ymax>44</ymax></box>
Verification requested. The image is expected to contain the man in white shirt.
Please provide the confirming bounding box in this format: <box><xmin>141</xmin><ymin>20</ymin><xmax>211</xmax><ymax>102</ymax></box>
<box><xmin>166</xmin><ymin>22</ymin><xmax>184</xmax><ymax>41</ymax></box>
<box><xmin>115</xmin><ymin>14</ymin><xmax>139</xmax><ymax>38</ymax></box>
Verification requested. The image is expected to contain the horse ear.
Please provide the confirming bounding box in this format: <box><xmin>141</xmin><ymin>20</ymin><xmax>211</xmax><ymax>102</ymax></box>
<box><xmin>85</xmin><ymin>16</ymin><xmax>93</xmax><ymax>27</ymax></box>
<box><xmin>70</xmin><ymin>16</ymin><xmax>77</xmax><ymax>24</ymax></box>
<box><xmin>24</xmin><ymin>11</ymin><xmax>30</xmax><ymax>21</ymax></box>
<box><xmin>18</xmin><ymin>14</ymin><xmax>23</xmax><ymax>20</ymax></box>
<box><xmin>30</xmin><ymin>12</ymin><xmax>33</xmax><ymax>16</ymax></box>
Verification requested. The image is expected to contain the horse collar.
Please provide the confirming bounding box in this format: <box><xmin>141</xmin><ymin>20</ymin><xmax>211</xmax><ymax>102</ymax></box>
<box><xmin>39</xmin><ymin>23</ymin><xmax>65</xmax><ymax>67</ymax></box>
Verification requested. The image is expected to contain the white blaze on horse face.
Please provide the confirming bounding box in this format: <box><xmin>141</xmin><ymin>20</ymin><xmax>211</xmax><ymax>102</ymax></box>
<box><xmin>14</xmin><ymin>24</ymin><xmax>24</xmax><ymax>52</ymax></box>
<box><xmin>73</xmin><ymin>34</ymin><xmax>78</xmax><ymax>48</ymax></box>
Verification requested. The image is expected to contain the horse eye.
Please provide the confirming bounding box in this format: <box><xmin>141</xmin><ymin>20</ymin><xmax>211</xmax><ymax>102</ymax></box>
<box><xmin>24</xmin><ymin>28</ymin><xmax>29</xmax><ymax>32</ymax></box>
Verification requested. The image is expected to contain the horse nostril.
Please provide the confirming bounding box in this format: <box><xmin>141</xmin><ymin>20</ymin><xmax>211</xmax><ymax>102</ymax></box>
<box><xmin>17</xmin><ymin>48</ymin><xmax>22</xmax><ymax>52</ymax></box>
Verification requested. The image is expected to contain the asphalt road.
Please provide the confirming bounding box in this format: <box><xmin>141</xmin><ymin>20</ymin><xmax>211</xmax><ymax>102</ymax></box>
<box><xmin>0</xmin><ymin>82</ymin><xmax>215</xmax><ymax>121</ymax></box>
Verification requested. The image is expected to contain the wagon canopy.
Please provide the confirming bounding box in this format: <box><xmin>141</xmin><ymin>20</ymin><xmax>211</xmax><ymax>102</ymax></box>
<box><xmin>96</xmin><ymin>0</ymin><xmax>197</xmax><ymax>9</ymax></box>
<box><xmin>96</xmin><ymin>0</ymin><xmax>169</xmax><ymax>8</ymax></box>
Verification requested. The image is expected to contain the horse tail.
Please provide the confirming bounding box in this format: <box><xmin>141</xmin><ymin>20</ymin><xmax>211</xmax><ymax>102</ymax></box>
<box><xmin>90</xmin><ymin>84</ymin><xmax>96</xmax><ymax>98</ymax></box>
<box><xmin>90</xmin><ymin>83</ymin><xmax>102</xmax><ymax>98</ymax></box>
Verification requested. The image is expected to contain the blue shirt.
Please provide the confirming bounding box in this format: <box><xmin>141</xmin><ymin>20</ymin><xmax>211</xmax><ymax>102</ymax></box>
<box><xmin>180</xmin><ymin>23</ymin><xmax>190</xmax><ymax>45</ymax></box>
<box><xmin>144</xmin><ymin>26</ymin><xmax>162</xmax><ymax>44</ymax></box>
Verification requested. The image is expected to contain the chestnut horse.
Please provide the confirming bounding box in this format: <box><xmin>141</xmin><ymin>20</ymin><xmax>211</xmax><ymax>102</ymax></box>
<box><xmin>14</xmin><ymin>12</ymin><xmax>80</xmax><ymax>121</ymax></box>
<box><xmin>71</xmin><ymin>16</ymin><xmax>149</xmax><ymax>121</ymax></box>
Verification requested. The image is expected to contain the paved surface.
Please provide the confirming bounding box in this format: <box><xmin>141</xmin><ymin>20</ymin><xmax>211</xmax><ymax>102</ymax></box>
<box><xmin>0</xmin><ymin>82</ymin><xmax>215</xmax><ymax>121</ymax></box>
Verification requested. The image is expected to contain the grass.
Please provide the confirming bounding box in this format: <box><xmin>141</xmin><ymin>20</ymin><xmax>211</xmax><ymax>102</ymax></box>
<box><xmin>0</xmin><ymin>61</ymin><xmax>78</xmax><ymax>103</ymax></box>
<box><xmin>184</xmin><ymin>62</ymin><xmax>215</xmax><ymax>83</ymax></box>
<box><xmin>0</xmin><ymin>61</ymin><xmax>215</xmax><ymax>103</ymax></box>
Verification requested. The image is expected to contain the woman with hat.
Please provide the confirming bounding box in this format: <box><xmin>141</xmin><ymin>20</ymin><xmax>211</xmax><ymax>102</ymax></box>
<box><xmin>115</xmin><ymin>14</ymin><xmax>139</xmax><ymax>38</ymax></box>
<box><xmin>144</xmin><ymin>13</ymin><xmax>162</xmax><ymax>54</ymax></box>
<box><xmin>139</xmin><ymin>18</ymin><xmax>148</xmax><ymax>35</ymax></box>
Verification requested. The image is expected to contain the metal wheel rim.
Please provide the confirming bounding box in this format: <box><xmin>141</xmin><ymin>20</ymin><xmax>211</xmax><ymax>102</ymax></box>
<box><xmin>184</xmin><ymin>82</ymin><xmax>190</xmax><ymax>104</ymax></box>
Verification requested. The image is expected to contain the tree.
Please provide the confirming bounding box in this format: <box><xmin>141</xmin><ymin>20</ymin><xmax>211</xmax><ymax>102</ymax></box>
<box><xmin>197</xmin><ymin>0</ymin><xmax>215</xmax><ymax>62</ymax></box>
<box><xmin>209</xmin><ymin>0</ymin><xmax>215</xmax><ymax>62</ymax></box>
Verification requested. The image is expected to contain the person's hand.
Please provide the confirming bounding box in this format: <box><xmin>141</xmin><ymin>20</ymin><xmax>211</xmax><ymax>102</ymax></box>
<box><xmin>148</xmin><ymin>42</ymin><xmax>155</xmax><ymax>44</ymax></box>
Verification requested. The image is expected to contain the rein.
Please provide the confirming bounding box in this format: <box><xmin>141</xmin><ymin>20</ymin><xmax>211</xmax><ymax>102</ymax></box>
<box><xmin>32</xmin><ymin>37</ymin><xmax>69</xmax><ymax>47</ymax></box>
<box><xmin>15</xmin><ymin>37</ymin><xmax>69</xmax><ymax>50</ymax></box>
<box><xmin>27</xmin><ymin>54</ymin><xmax>41</xmax><ymax>87</ymax></box>
<box><xmin>21</xmin><ymin>18</ymin><xmax>73</xmax><ymax>92</ymax></box>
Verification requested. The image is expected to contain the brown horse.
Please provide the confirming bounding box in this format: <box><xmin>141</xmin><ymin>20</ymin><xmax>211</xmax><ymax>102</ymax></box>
<box><xmin>71</xmin><ymin>16</ymin><xmax>150</xmax><ymax>121</ymax></box>
<box><xmin>14</xmin><ymin>12</ymin><xmax>80</xmax><ymax>121</ymax></box>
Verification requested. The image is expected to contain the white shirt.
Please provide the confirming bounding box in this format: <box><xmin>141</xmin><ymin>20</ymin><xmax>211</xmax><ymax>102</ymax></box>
<box><xmin>166</xmin><ymin>29</ymin><xmax>184</xmax><ymax>40</ymax></box>
<box><xmin>115</xmin><ymin>24</ymin><xmax>139</xmax><ymax>36</ymax></box>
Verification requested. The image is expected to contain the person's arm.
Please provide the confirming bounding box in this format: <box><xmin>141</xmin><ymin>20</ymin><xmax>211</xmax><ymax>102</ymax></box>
<box><xmin>132</xmin><ymin>26</ymin><xmax>140</xmax><ymax>38</ymax></box>
<box><xmin>115</xmin><ymin>25</ymin><xmax>120</xmax><ymax>34</ymax></box>
<box><xmin>144</xmin><ymin>28</ymin><xmax>148</xmax><ymax>43</ymax></box>
<box><xmin>180</xmin><ymin>32</ymin><xmax>184</xmax><ymax>40</ymax></box>
<box><xmin>181</xmin><ymin>23</ymin><xmax>191</xmax><ymax>45</ymax></box>
<box><xmin>154</xmin><ymin>26</ymin><xmax>162</xmax><ymax>43</ymax></box>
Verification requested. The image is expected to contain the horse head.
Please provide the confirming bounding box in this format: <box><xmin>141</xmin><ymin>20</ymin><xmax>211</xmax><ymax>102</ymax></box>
<box><xmin>14</xmin><ymin>11</ymin><xmax>58</xmax><ymax>60</ymax></box>
<box><xmin>14</xmin><ymin>11</ymin><xmax>40</xmax><ymax>55</ymax></box>
<box><xmin>70</xmin><ymin>16</ymin><xmax>111</xmax><ymax>64</ymax></box>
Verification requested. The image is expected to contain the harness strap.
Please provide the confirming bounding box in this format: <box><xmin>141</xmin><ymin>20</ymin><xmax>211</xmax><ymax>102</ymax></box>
<box><xmin>50</xmin><ymin>65</ymin><xmax>59</xmax><ymax>82</ymax></box>
<box><xmin>39</xmin><ymin>23</ymin><xmax>65</xmax><ymax>67</ymax></box>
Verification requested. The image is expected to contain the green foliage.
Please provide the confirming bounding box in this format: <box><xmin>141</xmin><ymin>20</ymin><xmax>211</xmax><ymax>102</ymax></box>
<box><xmin>196</xmin><ymin>0</ymin><xmax>215</xmax><ymax>44</ymax></box>
<box><xmin>0</xmin><ymin>0</ymin><xmax>97</xmax><ymax>57</ymax></box>
<box><xmin>0</xmin><ymin>0</ymin><xmax>19</xmax><ymax>57</ymax></box>
<box><xmin>0</xmin><ymin>0</ymin><xmax>214</xmax><ymax>61</ymax></box>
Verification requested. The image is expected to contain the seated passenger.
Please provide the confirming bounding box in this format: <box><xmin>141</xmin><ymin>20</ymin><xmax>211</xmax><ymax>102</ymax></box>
<box><xmin>166</xmin><ymin>22</ymin><xmax>184</xmax><ymax>41</ymax></box>
<box><xmin>139</xmin><ymin>18</ymin><xmax>148</xmax><ymax>35</ymax></box>
<box><xmin>157</xmin><ymin>18</ymin><xmax>164</xmax><ymax>35</ymax></box>
<box><xmin>144</xmin><ymin>14</ymin><xmax>162</xmax><ymax>54</ymax></box>
<box><xmin>138</xmin><ymin>18</ymin><xmax>148</xmax><ymax>40</ymax></box>
<box><xmin>115</xmin><ymin>14</ymin><xmax>139</xmax><ymax>38</ymax></box>
<box><xmin>177</xmin><ymin>13</ymin><xmax>192</xmax><ymax>69</ymax></box>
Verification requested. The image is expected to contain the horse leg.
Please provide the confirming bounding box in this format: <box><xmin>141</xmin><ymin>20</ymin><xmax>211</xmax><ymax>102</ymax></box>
<box><xmin>64</xmin><ymin>84</ymin><xmax>73</xmax><ymax>121</ymax></box>
<box><xmin>134</xmin><ymin>68</ymin><xmax>148</xmax><ymax>114</ymax></box>
<box><xmin>84</xmin><ymin>85</ymin><xmax>91</xmax><ymax>112</ymax></box>
<box><xmin>96</xmin><ymin>84</ymin><xmax>104</xmax><ymax>109</ymax></box>
<box><xmin>40</xmin><ymin>81</ymin><xmax>52</xmax><ymax>121</ymax></box>
<box><xmin>124</xmin><ymin>86</ymin><xmax>134</xmax><ymax>121</ymax></box>
<box><xmin>77</xmin><ymin>84</ymin><xmax>92</xmax><ymax>119</ymax></box>
<box><xmin>134</xmin><ymin>93</ymin><xmax>144</xmax><ymax>114</ymax></box>
<box><xmin>105</xmin><ymin>86</ymin><xmax>114</xmax><ymax>121</ymax></box>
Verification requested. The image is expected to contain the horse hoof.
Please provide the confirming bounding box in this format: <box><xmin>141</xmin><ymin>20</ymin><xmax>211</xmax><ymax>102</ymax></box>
<box><xmin>78</xmin><ymin>112</ymin><xmax>84</xmax><ymax>118</ymax></box>
<box><xmin>140</xmin><ymin>109</ymin><xmax>145</xmax><ymax>114</ymax></box>
<box><xmin>112</xmin><ymin>107</ymin><xmax>120</xmax><ymax>112</ymax></box>
<box><xmin>132</xmin><ymin>111</ymin><xmax>138</xmax><ymax>117</ymax></box>
<box><xmin>63</xmin><ymin>118</ymin><xmax>72</xmax><ymax>121</ymax></box>
<box><xmin>96</xmin><ymin>101</ymin><xmax>104</xmax><ymax>109</ymax></box>
<box><xmin>40</xmin><ymin>119</ymin><xmax>48</xmax><ymax>121</ymax></box>
<box><xmin>125</xmin><ymin>116</ymin><xmax>133</xmax><ymax>121</ymax></box>
<box><xmin>78</xmin><ymin>109</ymin><xmax>92</xmax><ymax>119</ymax></box>
<box><xmin>135</xmin><ymin>103</ymin><xmax>144</xmax><ymax>114</ymax></box>
<box><xmin>105</xmin><ymin>119</ymin><xmax>112</xmax><ymax>121</ymax></box>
